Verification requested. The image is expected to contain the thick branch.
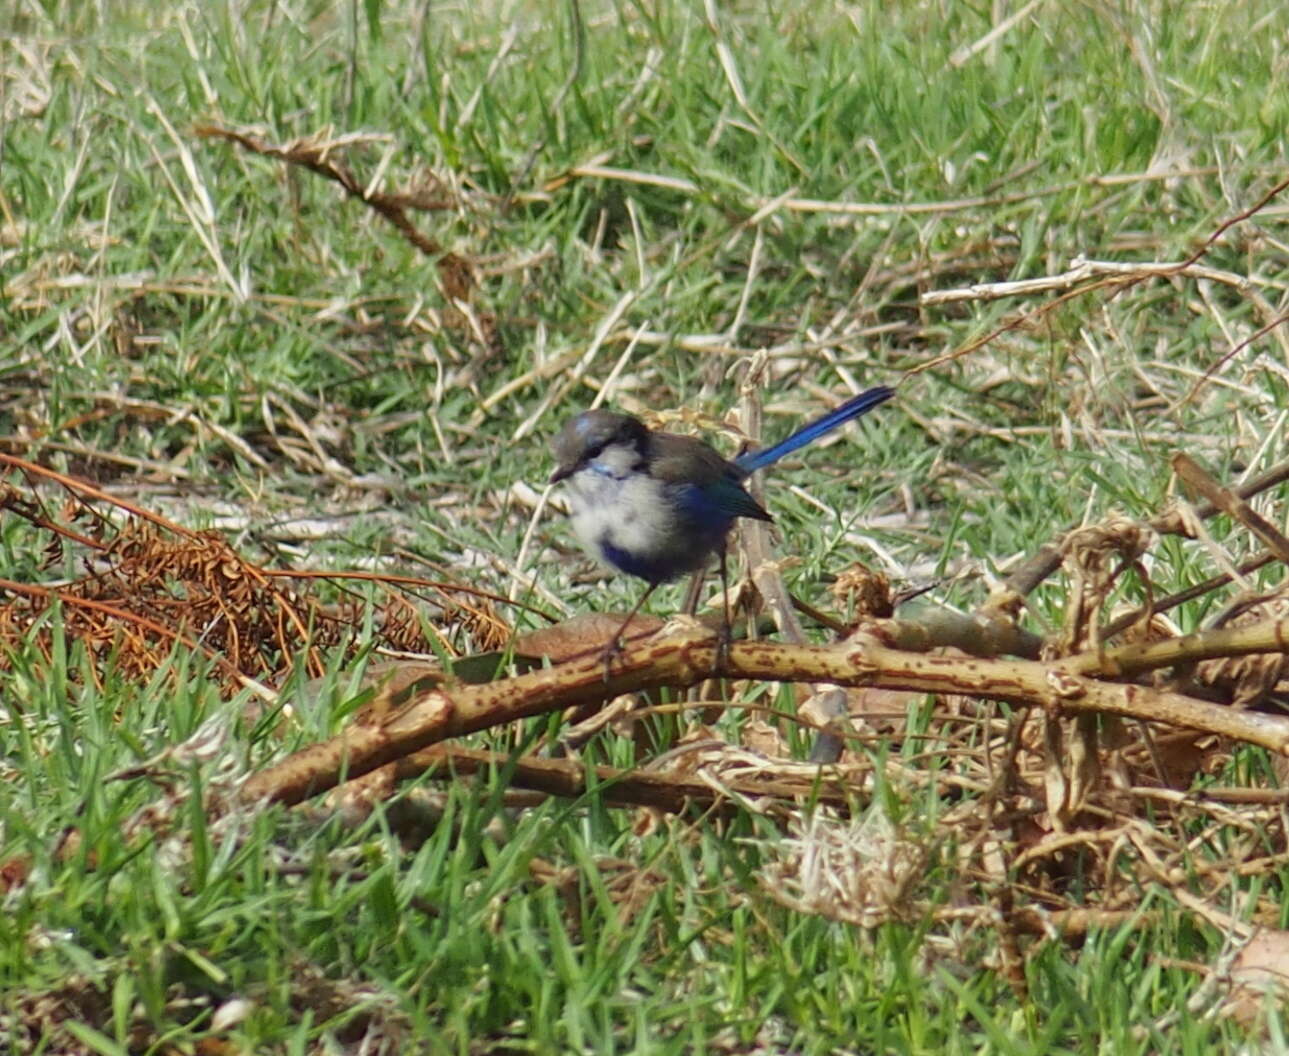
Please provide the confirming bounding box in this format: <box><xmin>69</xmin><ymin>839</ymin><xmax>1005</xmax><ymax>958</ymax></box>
<box><xmin>1063</xmin><ymin>612</ymin><xmax>1289</xmax><ymax>679</ymax></box>
<box><xmin>240</xmin><ymin>622</ymin><xmax>1289</xmax><ymax>807</ymax></box>
<box><xmin>867</xmin><ymin>610</ymin><xmax>1042</xmax><ymax>659</ymax></box>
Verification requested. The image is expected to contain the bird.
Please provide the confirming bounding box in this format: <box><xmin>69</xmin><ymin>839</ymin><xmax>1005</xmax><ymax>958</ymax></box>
<box><xmin>548</xmin><ymin>384</ymin><xmax>895</xmax><ymax>665</ymax></box>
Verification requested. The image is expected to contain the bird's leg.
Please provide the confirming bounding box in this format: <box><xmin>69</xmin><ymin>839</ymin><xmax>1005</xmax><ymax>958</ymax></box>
<box><xmin>602</xmin><ymin>582</ymin><xmax>659</xmax><ymax>680</ymax></box>
<box><xmin>715</xmin><ymin>542</ymin><xmax>733</xmax><ymax>674</ymax></box>
<box><xmin>680</xmin><ymin>565</ymin><xmax>706</xmax><ymax>616</ymax></box>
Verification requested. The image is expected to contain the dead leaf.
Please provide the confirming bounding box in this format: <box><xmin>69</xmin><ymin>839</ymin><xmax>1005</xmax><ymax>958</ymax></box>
<box><xmin>515</xmin><ymin>612</ymin><xmax>668</xmax><ymax>661</ymax></box>
<box><xmin>742</xmin><ymin>718</ymin><xmax>786</xmax><ymax>758</ymax></box>
<box><xmin>1225</xmin><ymin>928</ymin><xmax>1289</xmax><ymax>1025</ymax></box>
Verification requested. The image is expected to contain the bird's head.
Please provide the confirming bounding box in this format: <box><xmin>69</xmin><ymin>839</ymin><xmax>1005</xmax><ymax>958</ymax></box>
<box><xmin>549</xmin><ymin>409</ymin><xmax>649</xmax><ymax>484</ymax></box>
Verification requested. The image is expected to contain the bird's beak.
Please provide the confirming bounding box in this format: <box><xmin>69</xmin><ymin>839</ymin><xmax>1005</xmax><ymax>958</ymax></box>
<box><xmin>549</xmin><ymin>463</ymin><xmax>573</xmax><ymax>485</ymax></box>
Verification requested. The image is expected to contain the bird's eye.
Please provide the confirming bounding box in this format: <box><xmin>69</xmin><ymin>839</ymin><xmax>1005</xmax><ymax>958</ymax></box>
<box><xmin>584</xmin><ymin>442</ymin><xmax>605</xmax><ymax>461</ymax></box>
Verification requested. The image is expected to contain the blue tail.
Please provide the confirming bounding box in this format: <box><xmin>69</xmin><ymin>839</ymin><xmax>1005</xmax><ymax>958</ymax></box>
<box><xmin>734</xmin><ymin>385</ymin><xmax>894</xmax><ymax>474</ymax></box>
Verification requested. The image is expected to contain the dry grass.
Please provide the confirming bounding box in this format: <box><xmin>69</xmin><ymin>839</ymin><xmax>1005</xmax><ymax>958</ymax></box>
<box><xmin>6</xmin><ymin>0</ymin><xmax>1289</xmax><ymax>1049</ymax></box>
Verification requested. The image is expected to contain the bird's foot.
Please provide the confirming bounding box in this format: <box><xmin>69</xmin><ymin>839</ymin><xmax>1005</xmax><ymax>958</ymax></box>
<box><xmin>599</xmin><ymin>636</ymin><xmax>624</xmax><ymax>681</ymax></box>
<box><xmin>714</xmin><ymin>619</ymin><xmax>732</xmax><ymax>676</ymax></box>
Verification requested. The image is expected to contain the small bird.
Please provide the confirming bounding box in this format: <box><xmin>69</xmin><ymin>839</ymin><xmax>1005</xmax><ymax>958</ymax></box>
<box><xmin>549</xmin><ymin>385</ymin><xmax>895</xmax><ymax>661</ymax></box>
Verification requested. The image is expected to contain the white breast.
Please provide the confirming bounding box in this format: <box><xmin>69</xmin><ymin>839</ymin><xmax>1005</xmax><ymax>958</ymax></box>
<box><xmin>561</xmin><ymin>444</ymin><xmax>675</xmax><ymax>564</ymax></box>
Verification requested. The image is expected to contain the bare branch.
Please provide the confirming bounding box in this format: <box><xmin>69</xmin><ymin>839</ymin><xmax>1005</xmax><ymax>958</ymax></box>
<box><xmin>239</xmin><ymin>620</ymin><xmax>1289</xmax><ymax>808</ymax></box>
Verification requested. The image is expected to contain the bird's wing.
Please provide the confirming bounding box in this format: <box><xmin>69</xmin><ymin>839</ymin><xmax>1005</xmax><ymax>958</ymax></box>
<box><xmin>649</xmin><ymin>433</ymin><xmax>772</xmax><ymax>522</ymax></box>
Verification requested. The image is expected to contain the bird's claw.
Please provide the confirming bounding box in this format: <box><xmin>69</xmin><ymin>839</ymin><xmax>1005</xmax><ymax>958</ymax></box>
<box><xmin>714</xmin><ymin>620</ymin><xmax>732</xmax><ymax>676</ymax></box>
<box><xmin>599</xmin><ymin>636</ymin><xmax>624</xmax><ymax>681</ymax></box>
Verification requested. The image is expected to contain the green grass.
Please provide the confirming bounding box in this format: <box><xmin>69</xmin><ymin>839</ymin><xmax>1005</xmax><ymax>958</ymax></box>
<box><xmin>4</xmin><ymin>0</ymin><xmax>1289</xmax><ymax>1050</ymax></box>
